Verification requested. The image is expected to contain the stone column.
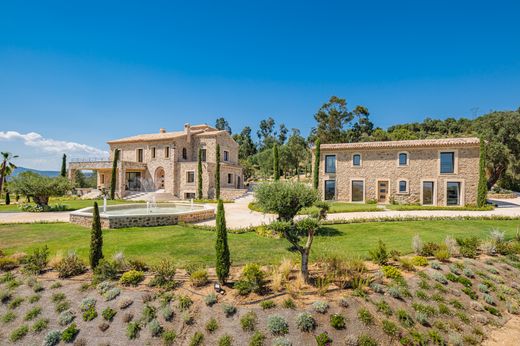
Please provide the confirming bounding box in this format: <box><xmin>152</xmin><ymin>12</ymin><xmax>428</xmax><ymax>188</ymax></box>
<box><xmin>118</xmin><ymin>162</ymin><xmax>125</xmax><ymax>198</ymax></box>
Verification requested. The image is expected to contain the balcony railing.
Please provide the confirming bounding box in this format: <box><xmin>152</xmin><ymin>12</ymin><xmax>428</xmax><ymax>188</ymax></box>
<box><xmin>70</xmin><ymin>157</ymin><xmax>110</xmax><ymax>163</ymax></box>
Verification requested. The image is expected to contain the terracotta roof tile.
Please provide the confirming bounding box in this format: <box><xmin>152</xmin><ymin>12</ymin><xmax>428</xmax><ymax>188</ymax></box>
<box><xmin>106</xmin><ymin>124</ymin><xmax>222</xmax><ymax>144</ymax></box>
<box><xmin>318</xmin><ymin>137</ymin><xmax>480</xmax><ymax>150</ymax></box>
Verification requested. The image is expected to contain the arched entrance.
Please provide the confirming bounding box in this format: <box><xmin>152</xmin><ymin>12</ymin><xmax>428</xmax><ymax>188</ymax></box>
<box><xmin>154</xmin><ymin>167</ymin><xmax>165</xmax><ymax>190</ymax></box>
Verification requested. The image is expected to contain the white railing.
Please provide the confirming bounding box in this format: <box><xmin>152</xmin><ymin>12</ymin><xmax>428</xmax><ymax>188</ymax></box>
<box><xmin>70</xmin><ymin>157</ymin><xmax>110</xmax><ymax>163</ymax></box>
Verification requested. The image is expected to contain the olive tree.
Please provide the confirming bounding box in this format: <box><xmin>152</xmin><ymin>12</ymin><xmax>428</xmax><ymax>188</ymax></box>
<box><xmin>10</xmin><ymin>171</ymin><xmax>72</xmax><ymax>207</ymax></box>
<box><xmin>254</xmin><ymin>181</ymin><xmax>320</xmax><ymax>282</ymax></box>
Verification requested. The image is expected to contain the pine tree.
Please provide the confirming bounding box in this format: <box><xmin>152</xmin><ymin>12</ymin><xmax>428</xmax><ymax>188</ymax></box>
<box><xmin>110</xmin><ymin>149</ymin><xmax>119</xmax><ymax>200</ymax></box>
<box><xmin>197</xmin><ymin>147</ymin><xmax>203</xmax><ymax>199</ymax></box>
<box><xmin>215</xmin><ymin>144</ymin><xmax>221</xmax><ymax>200</ymax></box>
<box><xmin>313</xmin><ymin>139</ymin><xmax>321</xmax><ymax>190</ymax></box>
<box><xmin>477</xmin><ymin>138</ymin><xmax>488</xmax><ymax>207</ymax></box>
<box><xmin>273</xmin><ymin>144</ymin><xmax>280</xmax><ymax>180</ymax></box>
<box><xmin>90</xmin><ymin>202</ymin><xmax>103</xmax><ymax>269</ymax></box>
<box><xmin>60</xmin><ymin>154</ymin><xmax>67</xmax><ymax>177</ymax></box>
<box><xmin>215</xmin><ymin>199</ymin><xmax>230</xmax><ymax>284</ymax></box>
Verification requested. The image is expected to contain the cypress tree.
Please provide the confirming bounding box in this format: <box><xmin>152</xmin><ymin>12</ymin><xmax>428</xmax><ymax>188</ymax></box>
<box><xmin>313</xmin><ymin>139</ymin><xmax>321</xmax><ymax>190</ymax></box>
<box><xmin>273</xmin><ymin>144</ymin><xmax>280</xmax><ymax>180</ymax></box>
<box><xmin>110</xmin><ymin>149</ymin><xmax>119</xmax><ymax>200</ymax></box>
<box><xmin>197</xmin><ymin>147</ymin><xmax>203</xmax><ymax>199</ymax></box>
<box><xmin>60</xmin><ymin>154</ymin><xmax>67</xmax><ymax>177</ymax></box>
<box><xmin>215</xmin><ymin>199</ymin><xmax>230</xmax><ymax>284</ymax></box>
<box><xmin>215</xmin><ymin>144</ymin><xmax>221</xmax><ymax>200</ymax></box>
<box><xmin>477</xmin><ymin>138</ymin><xmax>488</xmax><ymax>207</ymax></box>
<box><xmin>90</xmin><ymin>202</ymin><xmax>103</xmax><ymax>269</ymax></box>
<box><xmin>5</xmin><ymin>191</ymin><xmax>10</xmax><ymax>205</ymax></box>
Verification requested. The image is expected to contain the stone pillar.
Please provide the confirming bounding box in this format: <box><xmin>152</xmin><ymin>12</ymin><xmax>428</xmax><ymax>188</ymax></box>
<box><xmin>118</xmin><ymin>162</ymin><xmax>125</xmax><ymax>198</ymax></box>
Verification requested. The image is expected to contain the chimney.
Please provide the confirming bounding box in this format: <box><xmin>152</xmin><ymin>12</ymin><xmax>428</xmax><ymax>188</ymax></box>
<box><xmin>184</xmin><ymin>123</ymin><xmax>191</xmax><ymax>143</ymax></box>
<box><xmin>159</xmin><ymin>128</ymin><xmax>166</xmax><ymax>134</ymax></box>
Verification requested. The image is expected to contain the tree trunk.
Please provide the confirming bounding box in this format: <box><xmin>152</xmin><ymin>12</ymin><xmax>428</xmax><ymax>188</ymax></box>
<box><xmin>0</xmin><ymin>161</ymin><xmax>6</xmax><ymax>198</ymax></box>
<box><xmin>487</xmin><ymin>166</ymin><xmax>505</xmax><ymax>190</ymax></box>
<box><xmin>301</xmin><ymin>249</ymin><xmax>310</xmax><ymax>283</ymax></box>
<box><xmin>33</xmin><ymin>195</ymin><xmax>49</xmax><ymax>207</ymax></box>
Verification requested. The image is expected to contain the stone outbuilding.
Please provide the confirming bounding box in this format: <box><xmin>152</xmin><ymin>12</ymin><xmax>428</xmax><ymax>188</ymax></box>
<box><xmin>313</xmin><ymin>137</ymin><xmax>480</xmax><ymax>206</ymax></box>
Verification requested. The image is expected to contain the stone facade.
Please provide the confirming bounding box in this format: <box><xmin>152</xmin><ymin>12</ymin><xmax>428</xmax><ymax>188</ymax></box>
<box><xmin>69</xmin><ymin>124</ymin><xmax>246</xmax><ymax>199</ymax></box>
<box><xmin>314</xmin><ymin>137</ymin><xmax>480</xmax><ymax>206</ymax></box>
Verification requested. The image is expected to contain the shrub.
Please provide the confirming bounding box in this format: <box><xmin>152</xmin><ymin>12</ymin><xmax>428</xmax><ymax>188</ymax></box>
<box><xmin>382</xmin><ymin>319</ymin><xmax>400</xmax><ymax>337</ymax></box>
<box><xmin>249</xmin><ymin>331</ymin><xmax>266</xmax><ymax>346</ymax></box>
<box><xmin>190</xmin><ymin>269</ymin><xmax>209</xmax><ymax>287</ymax></box>
<box><xmin>397</xmin><ymin>309</ymin><xmax>414</xmax><ymax>327</ymax></box>
<box><xmin>446</xmin><ymin>272</ymin><xmax>459</xmax><ymax>282</ymax></box>
<box><xmin>55</xmin><ymin>252</ymin><xmax>86</xmax><ymax>278</ymax></box>
<box><xmin>387</xmin><ymin>286</ymin><xmax>402</xmax><ymax>299</ymax></box>
<box><xmin>52</xmin><ymin>292</ymin><xmax>66</xmax><ymax>303</ymax></box>
<box><xmin>23</xmin><ymin>245</ymin><xmax>49</xmax><ymax>275</ymax></box>
<box><xmin>29</xmin><ymin>294</ymin><xmax>41</xmax><ymax>303</ymax></box>
<box><xmin>149</xmin><ymin>319</ymin><xmax>163</xmax><ymax>337</ymax></box>
<box><xmin>432</xmin><ymin>272</ymin><xmax>448</xmax><ymax>284</ymax></box>
<box><xmin>471</xmin><ymin>301</ymin><xmax>484</xmax><ymax>311</ymax></box>
<box><xmin>141</xmin><ymin>304</ymin><xmax>157</xmax><ymax>323</ymax></box>
<box><xmin>218</xmin><ymin>335</ymin><xmax>233</xmax><ymax>346</ymax></box>
<box><xmin>483</xmin><ymin>293</ymin><xmax>495</xmax><ymax>305</ymax></box>
<box><xmin>438</xmin><ymin>303</ymin><xmax>452</xmax><ymax>315</ymax></box>
<box><xmin>162</xmin><ymin>329</ymin><xmax>177</xmax><ymax>346</ymax></box>
<box><xmin>161</xmin><ymin>305</ymin><xmax>174</xmax><ymax>321</ymax></box>
<box><xmin>126</xmin><ymin>321</ymin><xmax>141</xmax><ymax>339</ymax></box>
<box><xmin>330</xmin><ymin>313</ymin><xmax>345</xmax><ymax>329</ymax></box>
<box><xmin>122</xmin><ymin>312</ymin><xmax>133</xmax><ymax>323</ymax></box>
<box><xmin>456</xmin><ymin>311</ymin><xmax>470</xmax><ymax>323</ymax></box>
<box><xmin>296</xmin><ymin>312</ymin><xmax>316</xmax><ymax>332</ymax></box>
<box><xmin>272</xmin><ymin>337</ymin><xmax>292</xmax><ymax>346</ymax></box>
<box><xmin>239</xmin><ymin>311</ymin><xmax>258</xmax><ymax>332</ymax></box>
<box><xmin>98</xmin><ymin>322</ymin><xmax>110</xmax><ymax>332</ymax></box>
<box><xmin>456</xmin><ymin>237</ymin><xmax>480</xmax><ymax>258</ymax></box>
<box><xmin>205</xmin><ymin>317</ymin><xmax>219</xmax><ymax>333</ymax></box>
<box><xmin>183</xmin><ymin>312</ymin><xmax>194</xmax><ymax>325</ymax></box>
<box><xmin>267</xmin><ymin>315</ymin><xmax>289</xmax><ymax>335</ymax></box>
<box><xmin>235</xmin><ymin>263</ymin><xmax>266</xmax><ymax>295</ymax></box>
<box><xmin>282</xmin><ymin>298</ymin><xmax>296</xmax><ymax>309</ymax></box>
<box><xmin>92</xmin><ymin>259</ymin><xmax>118</xmax><ymax>282</ymax></box>
<box><xmin>58</xmin><ymin>310</ymin><xmax>75</xmax><ymax>326</ymax></box>
<box><xmin>358</xmin><ymin>308</ymin><xmax>374</xmax><ymax>325</ymax></box>
<box><xmin>32</xmin><ymin>318</ymin><xmax>49</xmax><ymax>333</ymax></box>
<box><xmin>421</xmin><ymin>242</ymin><xmax>441</xmax><ymax>256</ymax></box>
<box><xmin>376</xmin><ymin>300</ymin><xmax>393</xmax><ymax>316</ymax></box>
<box><xmin>416</xmin><ymin>290</ymin><xmax>428</xmax><ymax>300</ymax></box>
<box><xmin>102</xmin><ymin>307</ymin><xmax>116</xmax><ymax>321</ymax></box>
<box><xmin>358</xmin><ymin>334</ymin><xmax>378</xmax><ymax>346</ymax></box>
<box><xmin>485</xmin><ymin>305</ymin><xmax>502</xmax><ymax>316</ymax></box>
<box><xmin>381</xmin><ymin>265</ymin><xmax>402</xmax><ymax>279</ymax></box>
<box><xmin>222</xmin><ymin>303</ymin><xmax>237</xmax><ymax>317</ymax></box>
<box><xmin>399</xmin><ymin>257</ymin><xmax>415</xmax><ymax>271</ymax></box>
<box><xmin>0</xmin><ymin>257</ymin><xmax>18</xmax><ymax>271</ymax></box>
<box><xmin>1</xmin><ymin>311</ymin><xmax>16</xmax><ymax>323</ymax></box>
<box><xmin>369</xmin><ymin>240</ymin><xmax>389</xmax><ymax>265</ymax></box>
<box><xmin>370</xmin><ymin>282</ymin><xmax>385</xmax><ymax>294</ymax></box>
<box><xmin>178</xmin><ymin>295</ymin><xmax>193</xmax><ymax>311</ymax></box>
<box><xmin>415</xmin><ymin>311</ymin><xmax>429</xmax><ymax>326</ymax></box>
<box><xmin>315</xmin><ymin>332</ymin><xmax>332</xmax><ymax>346</ymax></box>
<box><xmin>119</xmin><ymin>298</ymin><xmax>133</xmax><ymax>309</ymax></box>
<box><xmin>96</xmin><ymin>281</ymin><xmax>113</xmax><ymax>294</ymax></box>
<box><xmin>119</xmin><ymin>270</ymin><xmax>145</xmax><ymax>286</ymax></box>
<box><xmin>9</xmin><ymin>324</ymin><xmax>29</xmax><ymax>342</ymax></box>
<box><xmin>43</xmin><ymin>330</ymin><xmax>61</xmax><ymax>346</ymax></box>
<box><xmin>430</xmin><ymin>260</ymin><xmax>442</xmax><ymax>270</ymax></box>
<box><xmin>411</xmin><ymin>256</ymin><xmax>428</xmax><ymax>266</ymax></box>
<box><xmin>103</xmin><ymin>287</ymin><xmax>121</xmax><ymax>301</ymax></box>
<box><xmin>82</xmin><ymin>306</ymin><xmax>97</xmax><ymax>321</ymax></box>
<box><xmin>412</xmin><ymin>234</ymin><xmax>423</xmax><ymax>254</ymax></box>
<box><xmin>312</xmin><ymin>300</ymin><xmax>329</xmax><ymax>313</ymax></box>
<box><xmin>24</xmin><ymin>306</ymin><xmax>41</xmax><ymax>321</ymax></box>
<box><xmin>189</xmin><ymin>331</ymin><xmax>204</xmax><ymax>346</ymax></box>
<box><xmin>128</xmin><ymin>258</ymin><xmax>148</xmax><ymax>271</ymax></box>
<box><xmin>8</xmin><ymin>296</ymin><xmax>24</xmax><ymax>309</ymax></box>
<box><xmin>79</xmin><ymin>297</ymin><xmax>96</xmax><ymax>311</ymax></box>
<box><xmin>204</xmin><ymin>293</ymin><xmax>217</xmax><ymax>306</ymax></box>
<box><xmin>61</xmin><ymin>322</ymin><xmax>79</xmax><ymax>342</ymax></box>
<box><xmin>149</xmin><ymin>259</ymin><xmax>176</xmax><ymax>288</ymax></box>
<box><xmin>260</xmin><ymin>299</ymin><xmax>276</xmax><ymax>309</ymax></box>
<box><xmin>434</xmin><ymin>248</ymin><xmax>450</xmax><ymax>262</ymax></box>
<box><xmin>462</xmin><ymin>287</ymin><xmax>478</xmax><ymax>300</ymax></box>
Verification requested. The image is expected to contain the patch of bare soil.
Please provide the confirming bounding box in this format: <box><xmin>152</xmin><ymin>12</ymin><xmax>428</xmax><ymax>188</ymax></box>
<box><xmin>484</xmin><ymin>316</ymin><xmax>520</xmax><ymax>346</ymax></box>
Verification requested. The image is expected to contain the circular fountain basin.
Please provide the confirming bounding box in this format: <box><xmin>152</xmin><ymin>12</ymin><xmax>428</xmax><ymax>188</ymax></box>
<box><xmin>70</xmin><ymin>203</ymin><xmax>215</xmax><ymax>229</ymax></box>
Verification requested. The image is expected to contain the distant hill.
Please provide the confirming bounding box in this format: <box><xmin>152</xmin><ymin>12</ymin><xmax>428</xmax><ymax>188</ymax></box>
<box><xmin>12</xmin><ymin>167</ymin><xmax>60</xmax><ymax>177</ymax></box>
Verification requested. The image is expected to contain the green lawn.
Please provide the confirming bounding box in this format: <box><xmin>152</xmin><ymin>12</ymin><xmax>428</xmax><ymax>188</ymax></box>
<box><xmin>0</xmin><ymin>198</ymin><xmax>133</xmax><ymax>212</ymax></box>
<box><xmin>249</xmin><ymin>201</ymin><xmax>382</xmax><ymax>214</ymax></box>
<box><xmin>1</xmin><ymin>219</ymin><xmax>519</xmax><ymax>267</ymax></box>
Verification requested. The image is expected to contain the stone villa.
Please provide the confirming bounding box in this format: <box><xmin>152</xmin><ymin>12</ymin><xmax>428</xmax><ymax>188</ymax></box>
<box><xmin>315</xmin><ymin>137</ymin><xmax>480</xmax><ymax>206</ymax></box>
<box><xmin>69</xmin><ymin>124</ymin><xmax>246</xmax><ymax>200</ymax></box>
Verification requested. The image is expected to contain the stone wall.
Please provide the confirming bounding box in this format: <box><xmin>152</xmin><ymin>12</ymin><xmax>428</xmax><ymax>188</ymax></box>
<box><xmin>317</xmin><ymin>145</ymin><xmax>480</xmax><ymax>206</ymax></box>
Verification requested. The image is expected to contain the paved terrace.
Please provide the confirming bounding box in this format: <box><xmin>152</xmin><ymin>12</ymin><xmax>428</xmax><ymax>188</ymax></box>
<box><xmin>1</xmin><ymin>195</ymin><xmax>519</xmax><ymax>229</ymax></box>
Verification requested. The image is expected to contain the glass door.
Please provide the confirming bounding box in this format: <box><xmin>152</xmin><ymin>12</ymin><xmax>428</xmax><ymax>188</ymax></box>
<box><xmin>422</xmin><ymin>181</ymin><xmax>434</xmax><ymax>205</ymax></box>
<box><xmin>126</xmin><ymin>172</ymin><xmax>142</xmax><ymax>191</ymax></box>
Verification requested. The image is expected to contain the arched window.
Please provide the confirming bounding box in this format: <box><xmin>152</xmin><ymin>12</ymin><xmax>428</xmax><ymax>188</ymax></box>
<box><xmin>182</xmin><ymin>148</ymin><xmax>187</xmax><ymax>160</ymax></box>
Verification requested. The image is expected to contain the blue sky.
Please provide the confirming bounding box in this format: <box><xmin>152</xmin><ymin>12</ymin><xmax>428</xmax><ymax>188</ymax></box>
<box><xmin>1</xmin><ymin>0</ymin><xmax>519</xmax><ymax>170</ymax></box>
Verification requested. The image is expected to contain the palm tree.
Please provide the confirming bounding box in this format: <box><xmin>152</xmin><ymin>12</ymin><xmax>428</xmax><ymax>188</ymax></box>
<box><xmin>0</xmin><ymin>152</ymin><xmax>18</xmax><ymax>197</ymax></box>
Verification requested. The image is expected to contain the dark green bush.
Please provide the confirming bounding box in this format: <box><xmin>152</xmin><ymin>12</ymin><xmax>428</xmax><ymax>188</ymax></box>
<box><xmin>61</xmin><ymin>322</ymin><xmax>79</xmax><ymax>342</ymax></box>
<box><xmin>235</xmin><ymin>263</ymin><xmax>266</xmax><ymax>295</ymax></box>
